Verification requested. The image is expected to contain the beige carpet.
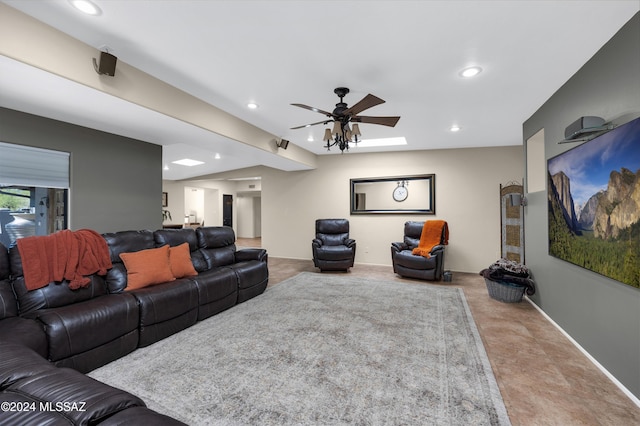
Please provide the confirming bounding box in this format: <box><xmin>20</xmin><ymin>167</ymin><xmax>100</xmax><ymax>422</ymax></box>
<box><xmin>89</xmin><ymin>272</ymin><xmax>510</xmax><ymax>425</ymax></box>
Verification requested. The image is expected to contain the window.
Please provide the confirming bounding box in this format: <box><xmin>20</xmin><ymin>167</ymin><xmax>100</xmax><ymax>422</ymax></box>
<box><xmin>0</xmin><ymin>142</ymin><xmax>70</xmax><ymax>247</ymax></box>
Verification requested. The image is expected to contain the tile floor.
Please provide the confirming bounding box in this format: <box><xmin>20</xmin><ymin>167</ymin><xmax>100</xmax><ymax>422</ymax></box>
<box><xmin>237</xmin><ymin>237</ymin><xmax>640</xmax><ymax>425</ymax></box>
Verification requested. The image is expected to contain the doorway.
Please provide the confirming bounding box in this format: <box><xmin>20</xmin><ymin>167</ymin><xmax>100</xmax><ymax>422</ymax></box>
<box><xmin>223</xmin><ymin>194</ymin><xmax>233</xmax><ymax>227</ymax></box>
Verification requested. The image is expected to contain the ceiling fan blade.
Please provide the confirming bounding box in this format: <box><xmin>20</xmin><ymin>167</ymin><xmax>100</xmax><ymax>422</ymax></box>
<box><xmin>342</xmin><ymin>94</ymin><xmax>385</xmax><ymax>116</ymax></box>
<box><xmin>290</xmin><ymin>119</ymin><xmax>332</xmax><ymax>130</ymax></box>
<box><xmin>351</xmin><ymin>115</ymin><xmax>401</xmax><ymax>127</ymax></box>
<box><xmin>290</xmin><ymin>103</ymin><xmax>334</xmax><ymax>117</ymax></box>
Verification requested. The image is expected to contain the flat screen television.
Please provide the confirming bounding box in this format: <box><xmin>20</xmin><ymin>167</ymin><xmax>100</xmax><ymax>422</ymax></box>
<box><xmin>547</xmin><ymin>116</ymin><xmax>640</xmax><ymax>289</ymax></box>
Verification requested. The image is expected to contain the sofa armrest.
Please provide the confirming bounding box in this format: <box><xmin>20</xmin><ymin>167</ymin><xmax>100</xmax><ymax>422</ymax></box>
<box><xmin>391</xmin><ymin>242</ymin><xmax>408</xmax><ymax>253</ymax></box>
<box><xmin>235</xmin><ymin>248</ymin><xmax>267</xmax><ymax>263</ymax></box>
<box><xmin>344</xmin><ymin>238</ymin><xmax>356</xmax><ymax>248</ymax></box>
<box><xmin>33</xmin><ymin>294</ymin><xmax>139</xmax><ymax>362</ymax></box>
<box><xmin>430</xmin><ymin>244</ymin><xmax>446</xmax><ymax>255</ymax></box>
<box><xmin>312</xmin><ymin>238</ymin><xmax>322</xmax><ymax>248</ymax></box>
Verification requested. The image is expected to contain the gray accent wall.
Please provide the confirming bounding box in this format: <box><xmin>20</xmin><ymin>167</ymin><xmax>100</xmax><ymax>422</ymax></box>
<box><xmin>0</xmin><ymin>107</ymin><xmax>162</xmax><ymax>233</ymax></box>
<box><xmin>523</xmin><ymin>13</ymin><xmax>640</xmax><ymax>398</ymax></box>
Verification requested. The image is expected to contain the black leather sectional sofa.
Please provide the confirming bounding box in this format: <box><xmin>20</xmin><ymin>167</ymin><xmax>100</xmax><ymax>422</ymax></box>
<box><xmin>0</xmin><ymin>226</ymin><xmax>268</xmax><ymax>425</ymax></box>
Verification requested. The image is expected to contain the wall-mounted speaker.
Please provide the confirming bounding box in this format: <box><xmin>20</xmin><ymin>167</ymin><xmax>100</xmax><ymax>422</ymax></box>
<box><xmin>93</xmin><ymin>51</ymin><xmax>117</xmax><ymax>76</ymax></box>
<box><xmin>564</xmin><ymin>116</ymin><xmax>605</xmax><ymax>139</ymax></box>
<box><xmin>277</xmin><ymin>139</ymin><xmax>290</xmax><ymax>150</ymax></box>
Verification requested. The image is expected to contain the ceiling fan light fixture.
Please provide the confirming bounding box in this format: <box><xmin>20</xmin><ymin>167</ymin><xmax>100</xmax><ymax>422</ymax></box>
<box><xmin>291</xmin><ymin>87</ymin><xmax>399</xmax><ymax>153</ymax></box>
<box><xmin>460</xmin><ymin>66</ymin><xmax>482</xmax><ymax>78</ymax></box>
<box><xmin>331</xmin><ymin>121</ymin><xmax>341</xmax><ymax>136</ymax></box>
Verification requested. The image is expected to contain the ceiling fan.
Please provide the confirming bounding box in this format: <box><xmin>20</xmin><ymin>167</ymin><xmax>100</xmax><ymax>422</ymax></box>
<box><xmin>291</xmin><ymin>87</ymin><xmax>401</xmax><ymax>152</ymax></box>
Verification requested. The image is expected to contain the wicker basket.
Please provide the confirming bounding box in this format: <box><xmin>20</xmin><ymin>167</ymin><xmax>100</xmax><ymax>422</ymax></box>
<box><xmin>484</xmin><ymin>278</ymin><xmax>526</xmax><ymax>303</ymax></box>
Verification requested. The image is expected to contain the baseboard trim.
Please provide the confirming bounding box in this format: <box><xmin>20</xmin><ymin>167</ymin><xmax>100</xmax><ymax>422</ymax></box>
<box><xmin>525</xmin><ymin>296</ymin><xmax>640</xmax><ymax>408</ymax></box>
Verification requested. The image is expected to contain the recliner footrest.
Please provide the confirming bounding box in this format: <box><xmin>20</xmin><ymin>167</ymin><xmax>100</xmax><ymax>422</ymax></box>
<box><xmin>192</xmin><ymin>267</ymin><xmax>238</xmax><ymax>320</ymax></box>
<box><xmin>33</xmin><ymin>293</ymin><xmax>139</xmax><ymax>362</ymax></box>
<box><xmin>129</xmin><ymin>279</ymin><xmax>199</xmax><ymax>347</ymax></box>
<box><xmin>229</xmin><ymin>261</ymin><xmax>268</xmax><ymax>303</ymax></box>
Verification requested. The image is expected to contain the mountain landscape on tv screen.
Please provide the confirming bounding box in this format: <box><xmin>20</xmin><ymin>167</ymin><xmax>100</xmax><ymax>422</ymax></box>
<box><xmin>547</xmin><ymin>117</ymin><xmax>640</xmax><ymax>289</ymax></box>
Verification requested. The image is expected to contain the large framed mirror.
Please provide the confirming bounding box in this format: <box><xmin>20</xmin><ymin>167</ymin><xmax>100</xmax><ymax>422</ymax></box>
<box><xmin>350</xmin><ymin>174</ymin><xmax>435</xmax><ymax>214</ymax></box>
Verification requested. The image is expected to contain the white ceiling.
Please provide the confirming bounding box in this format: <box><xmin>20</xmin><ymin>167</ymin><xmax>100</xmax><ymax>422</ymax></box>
<box><xmin>1</xmin><ymin>0</ymin><xmax>638</xmax><ymax>181</ymax></box>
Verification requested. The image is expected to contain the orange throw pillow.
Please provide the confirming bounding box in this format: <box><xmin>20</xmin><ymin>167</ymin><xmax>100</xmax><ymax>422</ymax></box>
<box><xmin>120</xmin><ymin>245</ymin><xmax>175</xmax><ymax>291</ymax></box>
<box><xmin>169</xmin><ymin>243</ymin><xmax>198</xmax><ymax>279</ymax></box>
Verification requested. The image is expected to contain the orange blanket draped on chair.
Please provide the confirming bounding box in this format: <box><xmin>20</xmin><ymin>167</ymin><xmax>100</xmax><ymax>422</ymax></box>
<box><xmin>17</xmin><ymin>229</ymin><xmax>113</xmax><ymax>291</ymax></box>
<box><xmin>412</xmin><ymin>220</ymin><xmax>449</xmax><ymax>258</ymax></box>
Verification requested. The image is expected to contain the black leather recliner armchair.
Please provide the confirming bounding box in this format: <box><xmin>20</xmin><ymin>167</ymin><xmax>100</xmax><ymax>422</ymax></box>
<box><xmin>391</xmin><ymin>221</ymin><xmax>447</xmax><ymax>281</ymax></box>
<box><xmin>312</xmin><ymin>219</ymin><xmax>356</xmax><ymax>272</ymax></box>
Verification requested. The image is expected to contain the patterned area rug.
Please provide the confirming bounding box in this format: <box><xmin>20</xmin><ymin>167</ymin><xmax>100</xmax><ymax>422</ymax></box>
<box><xmin>89</xmin><ymin>272</ymin><xmax>510</xmax><ymax>425</ymax></box>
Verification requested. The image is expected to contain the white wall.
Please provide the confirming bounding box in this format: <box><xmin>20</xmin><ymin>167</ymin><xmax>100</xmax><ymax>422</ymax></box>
<box><xmin>262</xmin><ymin>146</ymin><xmax>523</xmax><ymax>273</ymax></box>
<box><xmin>237</xmin><ymin>183</ymin><xmax>262</xmax><ymax>237</ymax></box>
<box><xmin>202</xmin><ymin>188</ymin><xmax>218</xmax><ymax>227</ymax></box>
<box><xmin>163</xmin><ymin>146</ymin><xmax>522</xmax><ymax>272</ymax></box>
<box><xmin>162</xmin><ymin>178</ymin><xmax>256</xmax><ymax>233</ymax></box>
<box><xmin>237</xmin><ymin>195</ymin><xmax>261</xmax><ymax>238</ymax></box>
<box><xmin>254</xmin><ymin>197</ymin><xmax>262</xmax><ymax>237</ymax></box>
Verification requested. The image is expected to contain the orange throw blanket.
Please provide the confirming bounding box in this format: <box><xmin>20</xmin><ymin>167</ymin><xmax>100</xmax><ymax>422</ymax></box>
<box><xmin>412</xmin><ymin>220</ymin><xmax>449</xmax><ymax>258</ymax></box>
<box><xmin>17</xmin><ymin>229</ymin><xmax>113</xmax><ymax>291</ymax></box>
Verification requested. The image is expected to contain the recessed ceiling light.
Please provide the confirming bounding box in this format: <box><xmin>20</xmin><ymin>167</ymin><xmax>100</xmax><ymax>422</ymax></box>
<box><xmin>459</xmin><ymin>66</ymin><xmax>482</xmax><ymax>78</ymax></box>
<box><xmin>307</xmin><ymin>135</ymin><xmax>314</xmax><ymax>142</ymax></box>
<box><xmin>69</xmin><ymin>0</ymin><xmax>102</xmax><ymax>16</ymax></box>
<box><xmin>172</xmin><ymin>158</ymin><xmax>204</xmax><ymax>167</ymax></box>
<box><xmin>247</xmin><ymin>102</ymin><xmax>259</xmax><ymax>109</ymax></box>
<box><xmin>163</xmin><ymin>164</ymin><xmax>169</xmax><ymax>170</ymax></box>
<box><xmin>214</xmin><ymin>153</ymin><xmax>221</xmax><ymax>159</ymax></box>
<box><xmin>450</xmin><ymin>125</ymin><xmax>461</xmax><ymax>132</ymax></box>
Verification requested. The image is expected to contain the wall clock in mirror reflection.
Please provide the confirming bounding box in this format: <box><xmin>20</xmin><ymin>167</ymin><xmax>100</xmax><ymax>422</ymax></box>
<box><xmin>393</xmin><ymin>181</ymin><xmax>408</xmax><ymax>202</ymax></box>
